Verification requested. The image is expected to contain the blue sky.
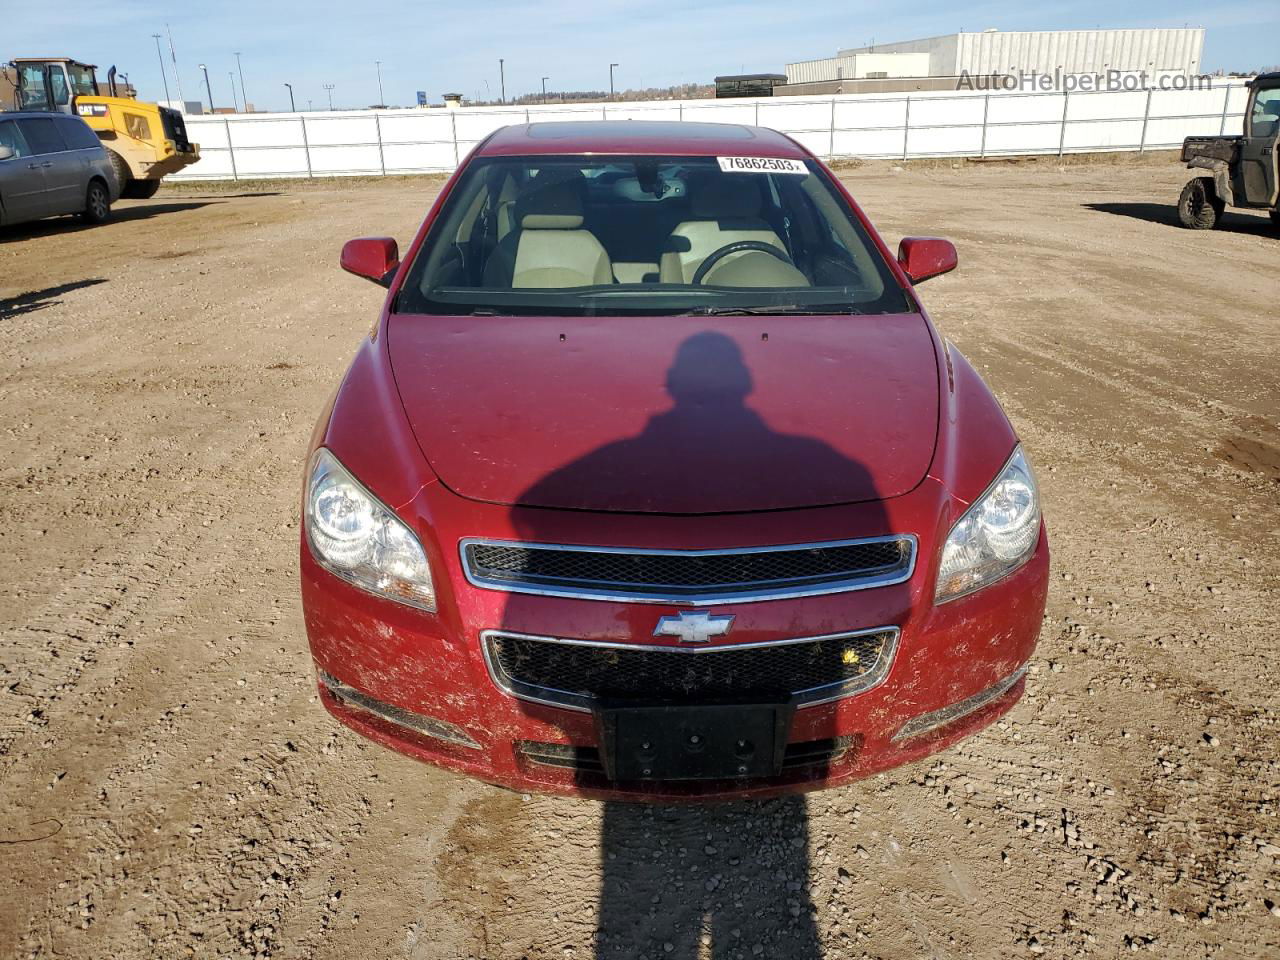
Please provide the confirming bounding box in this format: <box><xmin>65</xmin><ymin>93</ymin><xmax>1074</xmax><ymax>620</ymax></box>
<box><xmin>4</xmin><ymin>1</ymin><xmax>1275</xmax><ymax>111</ymax></box>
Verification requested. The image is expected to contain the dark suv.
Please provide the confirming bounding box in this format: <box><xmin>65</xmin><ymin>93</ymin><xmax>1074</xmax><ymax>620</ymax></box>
<box><xmin>0</xmin><ymin>111</ymin><xmax>120</xmax><ymax>227</ymax></box>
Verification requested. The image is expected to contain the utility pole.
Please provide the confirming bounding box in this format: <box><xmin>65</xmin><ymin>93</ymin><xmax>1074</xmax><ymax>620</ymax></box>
<box><xmin>152</xmin><ymin>34</ymin><xmax>171</xmax><ymax>105</ymax></box>
<box><xmin>610</xmin><ymin>63</ymin><xmax>618</xmax><ymax>99</ymax></box>
<box><xmin>166</xmin><ymin>24</ymin><xmax>185</xmax><ymax>104</ymax></box>
<box><xmin>229</xmin><ymin>71</ymin><xmax>238</xmax><ymax>111</ymax></box>
<box><xmin>498</xmin><ymin>58</ymin><xmax>505</xmax><ymax>104</ymax></box>
<box><xmin>323</xmin><ymin>83</ymin><xmax>335</xmax><ymax>110</ymax></box>
<box><xmin>375</xmin><ymin>60</ymin><xmax>385</xmax><ymax>106</ymax></box>
<box><xmin>234</xmin><ymin>52</ymin><xmax>247</xmax><ymax>112</ymax></box>
<box><xmin>198</xmin><ymin>63</ymin><xmax>215</xmax><ymax>112</ymax></box>
<box><xmin>284</xmin><ymin>82</ymin><xmax>296</xmax><ymax>112</ymax></box>
<box><xmin>541</xmin><ymin>76</ymin><xmax>549</xmax><ymax>103</ymax></box>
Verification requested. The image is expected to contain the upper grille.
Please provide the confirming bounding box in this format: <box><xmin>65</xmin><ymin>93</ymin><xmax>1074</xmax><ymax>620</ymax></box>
<box><xmin>483</xmin><ymin>628</ymin><xmax>898</xmax><ymax>711</ymax></box>
<box><xmin>462</xmin><ymin>537</ymin><xmax>915</xmax><ymax>604</ymax></box>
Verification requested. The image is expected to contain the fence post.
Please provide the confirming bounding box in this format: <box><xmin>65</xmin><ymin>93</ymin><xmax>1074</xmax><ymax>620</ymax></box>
<box><xmin>374</xmin><ymin>112</ymin><xmax>386</xmax><ymax>175</ymax></box>
<box><xmin>450</xmin><ymin>111</ymin><xmax>459</xmax><ymax>167</ymax></box>
<box><xmin>679</xmin><ymin>102</ymin><xmax>684</xmax><ymax>121</ymax></box>
<box><xmin>300</xmin><ymin>116</ymin><xmax>313</xmax><ymax>178</ymax></box>
<box><xmin>979</xmin><ymin>94</ymin><xmax>990</xmax><ymax>157</ymax></box>
<box><xmin>225</xmin><ymin>118</ymin><xmax>238</xmax><ymax>181</ymax></box>
<box><xmin>828</xmin><ymin>98</ymin><xmax>836</xmax><ymax>159</ymax></box>
<box><xmin>1138</xmin><ymin>88</ymin><xmax>1153</xmax><ymax>153</ymax></box>
<box><xmin>1219</xmin><ymin>83</ymin><xmax>1230</xmax><ymax>135</ymax></box>
<box><xmin>754</xmin><ymin>100</ymin><xmax>760</xmax><ymax>125</ymax></box>
<box><xmin>902</xmin><ymin>97</ymin><xmax>911</xmax><ymax>160</ymax></box>
<box><xmin>1057</xmin><ymin>91</ymin><xmax>1070</xmax><ymax>157</ymax></box>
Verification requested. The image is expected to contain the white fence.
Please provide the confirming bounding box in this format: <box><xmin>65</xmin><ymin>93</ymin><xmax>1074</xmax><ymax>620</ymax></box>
<box><xmin>171</xmin><ymin>81</ymin><xmax>1251</xmax><ymax>182</ymax></box>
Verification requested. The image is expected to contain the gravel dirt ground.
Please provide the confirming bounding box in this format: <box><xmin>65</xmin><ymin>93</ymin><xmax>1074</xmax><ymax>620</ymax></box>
<box><xmin>1</xmin><ymin>154</ymin><xmax>1277</xmax><ymax>960</ymax></box>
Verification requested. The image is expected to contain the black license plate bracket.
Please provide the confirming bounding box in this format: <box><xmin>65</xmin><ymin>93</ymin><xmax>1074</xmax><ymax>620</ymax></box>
<box><xmin>597</xmin><ymin>702</ymin><xmax>794</xmax><ymax>782</ymax></box>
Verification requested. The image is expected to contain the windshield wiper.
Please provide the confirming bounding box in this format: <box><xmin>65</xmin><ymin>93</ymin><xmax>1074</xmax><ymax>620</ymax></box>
<box><xmin>675</xmin><ymin>305</ymin><xmax>862</xmax><ymax>317</ymax></box>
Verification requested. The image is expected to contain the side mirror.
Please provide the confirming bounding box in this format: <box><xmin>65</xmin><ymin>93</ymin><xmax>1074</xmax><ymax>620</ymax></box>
<box><xmin>897</xmin><ymin>237</ymin><xmax>958</xmax><ymax>285</ymax></box>
<box><xmin>340</xmin><ymin>236</ymin><xmax>399</xmax><ymax>287</ymax></box>
<box><xmin>0</xmin><ymin>145</ymin><xmax>14</xmax><ymax>161</ymax></box>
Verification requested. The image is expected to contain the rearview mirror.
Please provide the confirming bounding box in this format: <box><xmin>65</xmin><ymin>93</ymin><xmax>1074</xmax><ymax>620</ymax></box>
<box><xmin>340</xmin><ymin>236</ymin><xmax>399</xmax><ymax>287</ymax></box>
<box><xmin>0</xmin><ymin>145</ymin><xmax>14</xmax><ymax>162</ymax></box>
<box><xmin>897</xmin><ymin>237</ymin><xmax>958</xmax><ymax>285</ymax></box>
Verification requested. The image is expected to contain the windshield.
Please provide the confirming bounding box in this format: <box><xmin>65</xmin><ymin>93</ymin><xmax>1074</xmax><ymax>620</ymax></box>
<box><xmin>396</xmin><ymin>155</ymin><xmax>912</xmax><ymax>316</ymax></box>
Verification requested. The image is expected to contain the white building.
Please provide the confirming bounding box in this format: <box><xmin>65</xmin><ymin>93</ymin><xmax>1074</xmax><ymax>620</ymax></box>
<box><xmin>788</xmin><ymin>27</ymin><xmax>1206</xmax><ymax>85</ymax></box>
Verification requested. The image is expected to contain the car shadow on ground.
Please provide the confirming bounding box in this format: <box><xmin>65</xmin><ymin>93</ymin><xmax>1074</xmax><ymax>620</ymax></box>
<box><xmin>0</xmin><ymin>278</ymin><xmax>107</xmax><ymax>320</ymax></box>
<box><xmin>1083</xmin><ymin>201</ymin><xmax>1278</xmax><ymax>236</ymax></box>
<box><xmin>0</xmin><ymin>201</ymin><xmax>220</xmax><ymax>243</ymax></box>
<box><xmin>500</xmin><ymin>331</ymin><xmax>884</xmax><ymax>958</ymax></box>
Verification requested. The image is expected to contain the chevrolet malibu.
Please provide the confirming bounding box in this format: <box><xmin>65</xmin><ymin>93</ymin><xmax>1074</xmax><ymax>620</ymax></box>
<box><xmin>300</xmin><ymin>121</ymin><xmax>1049</xmax><ymax>800</ymax></box>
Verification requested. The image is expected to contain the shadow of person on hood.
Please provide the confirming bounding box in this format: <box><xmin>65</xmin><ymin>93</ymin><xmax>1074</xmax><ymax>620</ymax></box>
<box><xmin>500</xmin><ymin>330</ymin><xmax>888</xmax><ymax>959</ymax></box>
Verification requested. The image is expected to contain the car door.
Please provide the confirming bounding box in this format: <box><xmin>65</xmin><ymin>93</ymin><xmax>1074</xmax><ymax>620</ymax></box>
<box><xmin>53</xmin><ymin>115</ymin><xmax>106</xmax><ymax>204</ymax></box>
<box><xmin>14</xmin><ymin>117</ymin><xmax>79</xmax><ymax>215</ymax></box>
<box><xmin>1240</xmin><ymin>83</ymin><xmax>1280</xmax><ymax>208</ymax></box>
<box><xmin>0</xmin><ymin>118</ymin><xmax>50</xmax><ymax>224</ymax></box>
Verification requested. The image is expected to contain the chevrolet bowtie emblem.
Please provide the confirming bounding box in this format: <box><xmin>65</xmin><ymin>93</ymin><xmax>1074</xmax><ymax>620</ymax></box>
<box><xmin>653</xmin><ymin>611</ymin><xmax>735</xmax><ymax>644</ymax></box>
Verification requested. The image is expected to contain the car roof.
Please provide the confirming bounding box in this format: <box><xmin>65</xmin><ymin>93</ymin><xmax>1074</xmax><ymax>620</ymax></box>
<box><xmin>0</xmin><ymin>111</ymin><xmax>81</xmax><ymax>119</ymax></box>
<box><xmin>476</xmin><ymin>121</ymin><xmax>811</xmax><ymax>159</ymax></box>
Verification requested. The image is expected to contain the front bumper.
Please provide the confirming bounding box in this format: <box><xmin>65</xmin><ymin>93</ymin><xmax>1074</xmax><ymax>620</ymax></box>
<box><xmin>301</xmin><ymin>479</ymin><xmax>1049</xmax><ymax>802</ymax></box>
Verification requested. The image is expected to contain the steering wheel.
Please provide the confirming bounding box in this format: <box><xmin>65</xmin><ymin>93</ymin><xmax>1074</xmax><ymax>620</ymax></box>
<box><xmin>691</xmin><ymin>241</ymin><xmax>795</xmax><ymax>285</ymax></box>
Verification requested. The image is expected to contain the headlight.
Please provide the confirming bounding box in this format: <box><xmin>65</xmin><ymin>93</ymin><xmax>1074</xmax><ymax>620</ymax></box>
<box><xmin>935</xmin><ymin>446</ymin><xmax>1041</xmax><ymax>603</ymax></box>
<box><xmin>305</xmin><ymin>449</ymin><xmax>436</xmax><ymax>611</ymax></box>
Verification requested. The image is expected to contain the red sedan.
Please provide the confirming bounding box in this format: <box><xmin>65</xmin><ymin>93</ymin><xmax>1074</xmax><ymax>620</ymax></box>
<box><xmin>301</xmin><ymin>121</ymin><xmax>1048</xmax><ymax>800</ymax></box>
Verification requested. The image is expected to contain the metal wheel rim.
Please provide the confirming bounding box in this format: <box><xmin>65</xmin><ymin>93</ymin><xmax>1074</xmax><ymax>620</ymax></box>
<box><xmin>89</xmin><ymin>188</ymin><xmax>107</xmax><ymax>218</ymax></box>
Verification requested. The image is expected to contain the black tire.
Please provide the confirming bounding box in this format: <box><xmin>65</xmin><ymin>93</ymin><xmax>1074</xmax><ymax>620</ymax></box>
<box><xmin>106</xmin><ymin>149</ymin><xmax>130</xmax><ymax>195</ymax></box>
<box><xmin>1270</xmin><ymin>208</ymin><xmax>1280</xmax><ymax>230</ymax></box>
<box><xmin>1177</xmin><ymin>177</ymin><xmax>1223</xmax><ymax>230</ymax></box>
<box><xmin>81</xmin><ymin>179</ymin><xmax>111</xmax><ymax>224</ymax></box>
<box><xmin>121</xmin><ymin>178</ymin><xmax>161</xmax><ymax>200</ymax></box>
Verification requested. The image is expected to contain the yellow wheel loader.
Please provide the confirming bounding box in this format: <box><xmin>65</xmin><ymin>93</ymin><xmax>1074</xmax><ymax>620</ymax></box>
<box><xmin>4</xmin><ymin>58</ymin><xmax>199</xmax><ymax>197</ymax></box>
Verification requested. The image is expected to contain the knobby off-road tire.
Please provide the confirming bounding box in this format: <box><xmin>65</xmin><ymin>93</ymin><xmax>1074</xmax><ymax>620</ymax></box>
<box><xmin>106</xmin><ymin>149</ymin><xmax>130</xmax><ymax>195</ymax></box>
<box><xmin>81</xmin><ymin>179</ymin><xmax>111</xmax><ymax>224</ymax></box>
<box><xmin>1177</xmin><ymin>177</ymin><xmax>1224</xmax><ymax>230</ymax></box>
<box><xmin>121</xmin><ymin>179</ymin><xmax>162</xmax><ymax>200</ymax></box>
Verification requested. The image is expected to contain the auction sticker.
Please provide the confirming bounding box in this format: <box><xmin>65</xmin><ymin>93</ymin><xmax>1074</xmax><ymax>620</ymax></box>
<box><xmin>717</xmin><ymin>156</ymin><xmax>808</xmax><ymax>175</ymax></box>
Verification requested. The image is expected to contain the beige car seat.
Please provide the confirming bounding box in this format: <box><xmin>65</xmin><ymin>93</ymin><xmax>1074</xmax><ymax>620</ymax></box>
<box><xmin>483</xmin><ymin>173</ymin><xmax>613</xmax><ymax>288</ymax></box>
<box><xmin>660</xmin><ymin>177</ymin><xmax>788</xmax><ymax>284</ymax></box>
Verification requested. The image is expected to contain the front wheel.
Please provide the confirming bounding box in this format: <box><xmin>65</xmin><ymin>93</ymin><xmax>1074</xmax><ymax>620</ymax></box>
<box><xmin>1177</xmin><ymin>177</ymin><xmax>1223</xmax><ymax>230</ymax></box>
<box><xmin>80</xmin><ymin>179</ymin><xmax>111</xmax><ymax>224</ymax></box>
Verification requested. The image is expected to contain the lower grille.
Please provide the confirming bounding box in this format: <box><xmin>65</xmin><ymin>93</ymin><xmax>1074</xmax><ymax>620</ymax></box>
<box><xmin>483</xmin><ymin>627</ymin><xmax>898</xmax><ymax>711</ymax></box>
<box><xmin>517</xmin><ymin>736</ymin><xmax>855</xmax><ymax>776</ymax></box>
<box><xmin>461</xmin><ymin>536</ymin><xmax>916</xmax><ymax>604</ymax></box>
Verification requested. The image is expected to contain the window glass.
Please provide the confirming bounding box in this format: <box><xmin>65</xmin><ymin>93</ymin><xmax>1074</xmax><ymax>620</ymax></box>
<box><xmin>17</xmin><ymin>64</ymin><xmax>49</xmax><ymax>109</ymax></box>
<box><xmin>54</xmin><ymin>116</ymin><xmax>102</xmax><ymax>151</ymax></box>
<box><xmin>1251</xmin><ymin>88</ymin><xmax>1280</xmax><ymax>138</ymax></box>
<box><xmin>15</xmin><ymin>118</ymin><xmax>68</xmax><ymax>155</ymax></box>
<box><xmin>67</xmin><ymin>63</ymin><xmax>97</xmax><ymax>96</ymax></box>
<box><xmin>398</xmin><ymin>155</ymin><xmax>910</xmax><ymax>317</ymax></box>
<box><xmin>49</xmin><ymin>67</ymin><xmax>71</xmax><ymax>106</ymax></box>
<box><xmin>0</xmin><ymin>120</ymin><xmax>32</xmax><ymax>158</ymax></box>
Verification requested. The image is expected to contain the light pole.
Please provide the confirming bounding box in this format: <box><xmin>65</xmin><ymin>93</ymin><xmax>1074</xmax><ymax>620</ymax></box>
<box><xmin>323</xmin><ymin>83</ymin><xmax>335</xmax><ymax>110</ymax></box>
<box><xmin>541</xmin><ymin>76</ymin><xmax>549</xmax><ymax>104</ymax></box>
<box><xmin>198</xmin><ymin>63</ymin><xmax>214</xmax><ymax>112</ymax></box>
<box><xmin>151</xmin><ymin>35</ymin><xmax>171</xmax><ymax>105</ymax></box>
<box><xmin>375</xmin><ymin>60</ymin><xmax>385</xmax><ymax>106</ymax></box>
<box><xmin>498</xmin><ymin>58</ymin><xmax>505</xmax><ymax>104</ymax></box>
<box><xmin>610</xmin><ymin>63</ymin><xmax>618</xmax><ymax>99</ymax></box>
<box><xmin>235</xmin><ymin>52</ymin><xmax>247</xmax><ymax>111</ymax></box>
<box><xmin>229</xmin><ymin>71</ymin><xmax>238</xmax><ymax>112</ymax></box>
<box><xmin>284</xmin><ymin>82</ymin><xmax>296</xmax><ymax>112</ymax></box>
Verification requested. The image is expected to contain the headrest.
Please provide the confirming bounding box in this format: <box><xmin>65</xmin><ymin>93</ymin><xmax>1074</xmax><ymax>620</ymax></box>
<box><xmin>519</xmin><ymin>174</ymin><xmax>585</xmax><ymax>230</ymax></box>
<box><xmin>691</xmin><ymin>176</ymin><xmax>762</xmax><ymax>219</ymax></box>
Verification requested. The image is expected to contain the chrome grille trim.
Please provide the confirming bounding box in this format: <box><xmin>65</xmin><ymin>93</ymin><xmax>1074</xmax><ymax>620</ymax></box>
<box><xmin>460</xmin><ymin>535</ymin><xmax>917</xmax><ymax>605</ymax></box>
<box><xmin>480</xmin><ymin>626</ymin><xmax>900</xmax><ymax>713</ymax></box>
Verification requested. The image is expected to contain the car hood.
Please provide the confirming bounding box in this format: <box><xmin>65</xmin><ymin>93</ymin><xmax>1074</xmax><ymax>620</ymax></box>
<box><xmin>387</xmin><ymin>314</ymin><xmax>939</xmax><ymax>514</ymax></box>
